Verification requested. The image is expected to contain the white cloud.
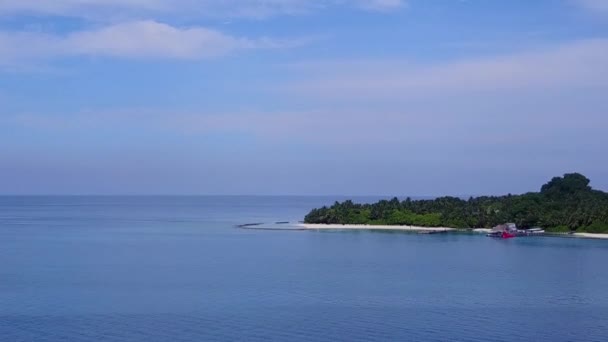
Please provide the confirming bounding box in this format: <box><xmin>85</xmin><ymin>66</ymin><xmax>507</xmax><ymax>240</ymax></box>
<box><xmin>0</xmin><ymin>0</ymin><xmax>406</xmax><ymax>19</ymax></box>
<box><xmin>0</xmin><ymin>20</ymin><xmax>286</xmax><ymax>65</ymax></box>
<box><xmin>67</xmin><ymin>21</ymin><xmax>280</xmax><ymax>59</ymax></box>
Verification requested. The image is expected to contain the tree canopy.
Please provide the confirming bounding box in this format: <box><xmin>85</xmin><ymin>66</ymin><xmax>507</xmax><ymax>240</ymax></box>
<box><xmin>304</xmin><ymin>173</ymin><xmax>608</xmax><ymax>233</ymax></box>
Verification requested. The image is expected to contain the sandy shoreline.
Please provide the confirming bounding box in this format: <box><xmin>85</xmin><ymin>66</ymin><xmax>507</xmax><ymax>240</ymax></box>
<box><xmin>572</xmin><ymin>233</ymin><xmax>608</xmax><ymax>239</ymax></box>
<box><xmin>241</xmin><ymin>222</ymin><xmax>608</xmax><ymax>239</ymax></box>
<box><xmin>297</xmin><ymin>224</ymin><xmax>608</xmax><ymax>239</ymax></box>
<box><xmin>298</xmin><ymin>223</ymin><xmax>456</xmax><ymax>232</ymax></box>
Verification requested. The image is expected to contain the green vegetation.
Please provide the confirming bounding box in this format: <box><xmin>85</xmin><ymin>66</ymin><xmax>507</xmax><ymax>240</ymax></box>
<box><xmin>304</xmin><ymin>173</ymin><xmax>608</xmax><ymax>233</ymax></box>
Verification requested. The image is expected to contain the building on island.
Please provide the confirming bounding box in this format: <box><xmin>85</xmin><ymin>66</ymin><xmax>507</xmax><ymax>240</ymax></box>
<box><xmin>492</xmin><ymin>223</ymin><xmax>518</xmax><ymax>233</ymax></box>
<box><xmin>488</xmin><ymin>223</ymin><xmax>545</xmax><ymax>238</ymax></box>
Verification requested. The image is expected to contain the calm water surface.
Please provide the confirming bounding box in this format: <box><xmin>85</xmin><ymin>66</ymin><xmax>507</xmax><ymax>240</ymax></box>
<box><xmin>1</xmin><ymin>196</ymin><xmax>607</xmax><ymax>341</ymax></box>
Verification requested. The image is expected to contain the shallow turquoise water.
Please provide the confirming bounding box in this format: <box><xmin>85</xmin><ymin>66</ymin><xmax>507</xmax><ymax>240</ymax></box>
<box><xmin>1</xmin><ymin>196</ymin><xmax>607</xmax><ymax>341</ymax></box>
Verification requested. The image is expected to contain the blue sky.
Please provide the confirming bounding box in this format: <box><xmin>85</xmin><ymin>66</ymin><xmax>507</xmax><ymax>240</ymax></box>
<box><xmin>1</xmin><ymin>0</ymin><xmax>607</xmax><ymax>195</ymax></box>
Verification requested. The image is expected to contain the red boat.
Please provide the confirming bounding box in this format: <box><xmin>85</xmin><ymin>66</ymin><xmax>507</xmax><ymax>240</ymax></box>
<box><xmin>501</xmin><ymin>231</ymin><xmax>515</xmax><ymax>239</ymax></box>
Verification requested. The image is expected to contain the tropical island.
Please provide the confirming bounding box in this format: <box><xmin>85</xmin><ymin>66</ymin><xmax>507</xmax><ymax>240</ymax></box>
<box><xmin>304</xmin><ymin>173</ymin><xmax>608</xmax><ymax>234</ymax></box>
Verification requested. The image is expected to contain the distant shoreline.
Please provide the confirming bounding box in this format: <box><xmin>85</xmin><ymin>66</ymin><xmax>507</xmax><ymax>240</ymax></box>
<box><xmin>298</xmin><ymin>224</ymin><xmax>608</xmax><ymax>239</ymax></box>
<box><xmin>299</xmin><ymin>223</ymin><xmax>457</xmax><ymax>232</ymax></box>
<box><xmin>237</xmin><ymin>222</ymin><xmax>608</xmax><ymax>239</ymax></box>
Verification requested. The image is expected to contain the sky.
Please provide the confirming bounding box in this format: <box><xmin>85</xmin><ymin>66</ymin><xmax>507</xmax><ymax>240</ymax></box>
<box><xmin>1</xmin><ymin>0</ymin><xmax>607</xmax><ymax>196</ymax></box>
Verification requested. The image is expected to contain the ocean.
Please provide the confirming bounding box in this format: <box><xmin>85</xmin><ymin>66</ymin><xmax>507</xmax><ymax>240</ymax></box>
<box><xmin>1</xmin><ymin>196</ymin><xmax>607</xmax><ymax>341</ymax></box>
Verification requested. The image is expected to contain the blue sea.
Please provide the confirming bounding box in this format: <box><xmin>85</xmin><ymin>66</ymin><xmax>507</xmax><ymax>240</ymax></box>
<box><xmin>1</xmin><ymin>196</ymin><xmax>607</xmax><ymax>342</ymax></box>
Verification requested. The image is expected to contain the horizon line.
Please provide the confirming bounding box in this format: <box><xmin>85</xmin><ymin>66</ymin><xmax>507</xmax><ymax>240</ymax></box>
<box><xmin>0</xmin><ymin>193</ymin><xmax>517</xmax><ymax>198</ymax></box>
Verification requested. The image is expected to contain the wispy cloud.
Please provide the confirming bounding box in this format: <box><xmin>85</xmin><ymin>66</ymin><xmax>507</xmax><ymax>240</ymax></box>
<box><xmin>5</xmin><ymin>37</ymin><xmax>607</xmax><ymax>145</ymax></box>
<box><xmin>279</xmin><ymin>39</ymin><xmax>608</xmax><ymax>102</ymax></box>
<box><xmin>0</xmin><ymin>0</ymin><xmax>406</xmax><ymax>19</ymax></box>
<box><xmin>356</xmin><ymin>0</ymin><xmax>405</xmax><ymax>12</ymax></box>
<box><xmin>0</xmin><ymin>20</ymin><xmax>290</xmax><ymax>66</ymax></box>
<box><xmin>577</xmin><ymin>0</ymin><xmax>608</xmax><ymax>11</ymax></box>
<box><xmin>6</xmin><ymin>85</ymin><xmax>606</xmax><ymax>148</ymax></box>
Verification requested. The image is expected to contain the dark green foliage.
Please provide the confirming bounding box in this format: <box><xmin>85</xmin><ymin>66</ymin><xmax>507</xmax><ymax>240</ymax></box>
<box><xmin>582</xmin><ymin>222</ymin><xmax>608</xmax><ymax>234</ymax></box>
<box><xmin>304</xmin><ymin>173</ymin><xmax>608</xmax><ymax>233</ymax></box>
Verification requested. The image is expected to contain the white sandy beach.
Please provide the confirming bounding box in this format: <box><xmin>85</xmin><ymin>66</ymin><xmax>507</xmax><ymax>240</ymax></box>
<box><xmin>572</xmin><ymin>233</ymin><xmax>608</xmax><ymax>239</ymax></box>
<box><xmin>299</xmin><ymin>224</ymin><xmax>456</xmax><ymax>232</ymax></box>
<box><xmin>472</xmin><ymin>228</ymin><xmax>493</xmax><ymax>233</ymax></box>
